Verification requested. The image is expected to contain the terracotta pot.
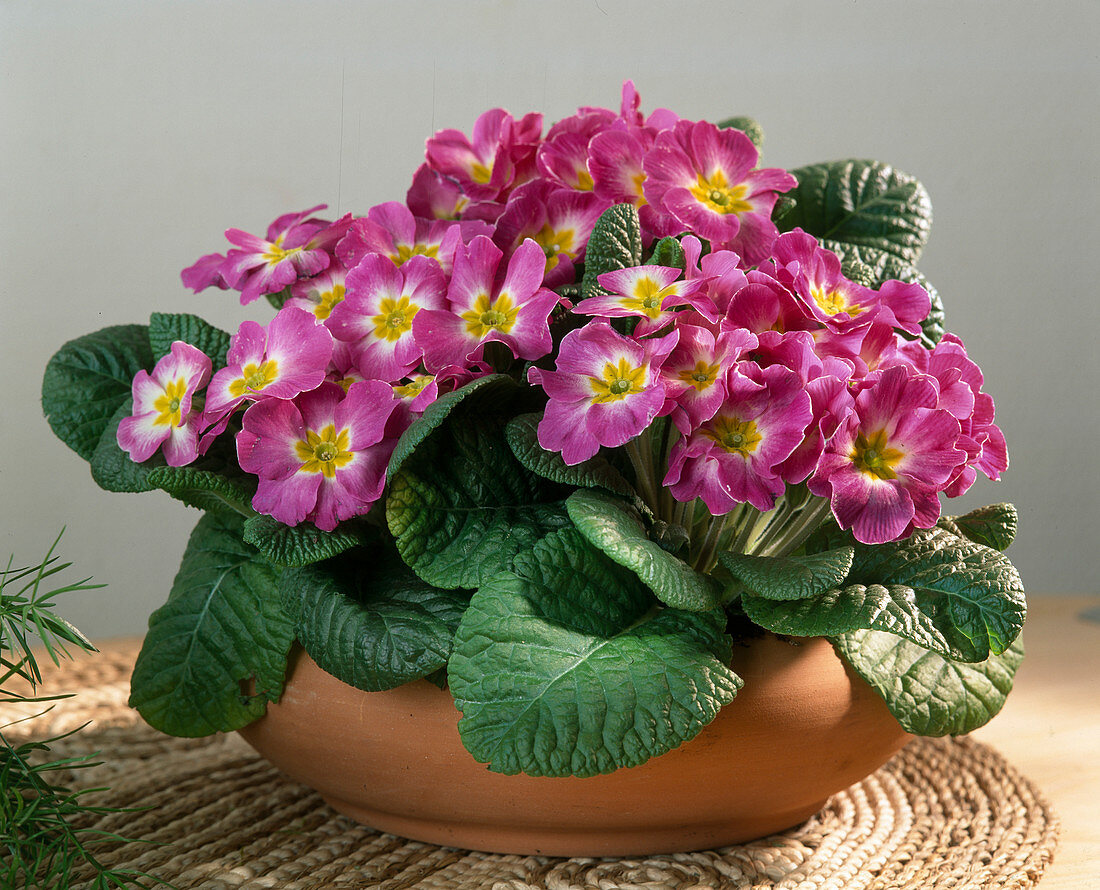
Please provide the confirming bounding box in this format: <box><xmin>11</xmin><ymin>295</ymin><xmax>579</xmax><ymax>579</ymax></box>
<box><xmin>238</xmin><ymin>634</ymin><xmax>911</xmax><ymax>857</ymax></box>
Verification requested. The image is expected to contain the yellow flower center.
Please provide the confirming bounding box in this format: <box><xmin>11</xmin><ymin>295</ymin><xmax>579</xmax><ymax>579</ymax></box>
<box><xmin>677</xmin><ymin>361</ymin><xmax>722</xmax><ymax>392</ymax></box>
<box><xmin>152</xmin><ymin>378</ymin><xmax>188</xmax><ymax>426</ymax></box>
<box><xmin>690</xmin><ymin>170</ymin><xmax>752</xmax><ymax>216</ymax></box>
<box><xmin>461</xmin><ymin>292</ymin><xmax>519</xmax><ymax>338</ymax></box>
<box><xmin>703</xmin><ymin>415</ymin><xmax>762</xmax><ymax>457</ymax></box>
<box><xmin>312</xmin><ymin>284</ymin><xmax>345</xmax><ymax>321</ymax></box>
<box><xmin>850</xmin><ymin>428</ymin><xmax>905</xmax><ymax>480</ymax></box>
<box><xmin>574</xmin><ymin>168</ymin><xmax>595</xmax><ymax>191</ymax></box>
<box><xmin>372</xmin><ymin>296</ymin><xmax>419</xmax><ymax>342</ymax></box>
<box><xmin>394</xmin><ymin>243</ymin><xmax>439</xmax><ymax>266</ymax></box>
<box><xmin>590</xmin><ymin>357</ymin><xmax>646</xmax><ymax>403</ymax></box>
<box><xmin>533</xmin><ymin>223</ymin><xmax>577</xmax><ymax>273</ymax></box>
<box><xmin>470</xmin><ymin>161</ymin><xmax>493</xmax><ymax>184</ymax></box>
<box><xmin>614</xmin><ymin>274</ymin><xmax>673</xmax><ymax>319</ymax></box>
<box><xmin>294</xmin><ymin>424</ymin><xmax>354</xmax><ymax>478</ymax></box>
<box><xmin>811</xmin><ymin>286</ymin><xmax>865</xmax><ymax>318</ymax></box>
<box><xmin>394</xmin><ymin>375</ymin><xmax>433</xmax><ymax>399</ymax></box>
<box><xmin>262</xmin><ymin>234</ymin><xmax>303</xmax><ymax>267</ymax></box>
<box><xmin>228</xmin><ymin>360</ymin><xmax>279</xmax><ymax>398</ymax></box>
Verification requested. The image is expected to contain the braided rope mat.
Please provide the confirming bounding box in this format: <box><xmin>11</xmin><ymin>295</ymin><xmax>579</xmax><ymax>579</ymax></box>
<box><xmin>6</xmin><ymin>644</ymin><xmax>1059</xmax><ymax>890</ymax></box>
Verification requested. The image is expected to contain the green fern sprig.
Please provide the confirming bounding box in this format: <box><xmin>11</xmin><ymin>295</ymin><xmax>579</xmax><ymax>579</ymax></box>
<box><xmin>0</xmin><ymin>531</ymin><xmax>171</xmax><ymax>890</ymax></box>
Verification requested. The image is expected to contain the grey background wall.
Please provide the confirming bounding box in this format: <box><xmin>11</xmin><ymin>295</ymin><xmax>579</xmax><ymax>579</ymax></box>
<box><xmin>3</xmin><ymin>0</ymin><xmax>1097</xmax><ymax>640</ymax></box>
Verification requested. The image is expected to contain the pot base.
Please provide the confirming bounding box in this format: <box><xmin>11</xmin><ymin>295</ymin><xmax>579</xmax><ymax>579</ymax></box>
<box><xmin>239</xmin><ymin>635</ymin><xmax>911</xmax><ymax>857</ymax></box>
<box><xmin>318</xmin><ymin>793</ymin><xmax>831</xmax><ymax>857</ymax></box>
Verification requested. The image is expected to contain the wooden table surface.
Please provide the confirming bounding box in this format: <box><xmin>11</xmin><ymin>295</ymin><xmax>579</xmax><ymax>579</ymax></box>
<box><xmin>969</xmin><ymin>595</ymin><xmax>1100</xmax><ymax>889</ymax></box>
<box><xmin>79</xmin><ymin>596</ymin><xmax>1098</xmax><ymax>888</ymax></box>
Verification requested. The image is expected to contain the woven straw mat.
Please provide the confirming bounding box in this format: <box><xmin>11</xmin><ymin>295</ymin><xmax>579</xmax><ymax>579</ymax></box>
<box><xmin>3</xmin><ymin>642</ymin><xmax>1059</xmax><ymax>890</ymax></box>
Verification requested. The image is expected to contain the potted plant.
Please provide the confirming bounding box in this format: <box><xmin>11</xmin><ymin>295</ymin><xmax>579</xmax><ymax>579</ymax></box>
<box><xmin>41</xmin><ymin>83</ymin><xmax>1025</xmax><ymax>857</ymax></box>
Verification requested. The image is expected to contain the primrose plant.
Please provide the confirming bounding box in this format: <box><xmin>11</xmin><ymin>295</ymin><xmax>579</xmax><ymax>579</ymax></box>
<box><xmin>43</xmin><ymin>83</ymin><xmax>1025</xmax><ymax>778</ymax></box>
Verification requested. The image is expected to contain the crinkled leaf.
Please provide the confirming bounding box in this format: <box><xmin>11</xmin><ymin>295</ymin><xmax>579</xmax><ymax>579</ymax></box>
<box><xmin>128</xmin><ymin>512</ymin><xmax>294</xmax><ymax>737</ymax></box>
<box><xmin>718</xmin><ymin>546</ymin><xmax>854</xmax><ymax>601</ymax></box>
<box><xmin>241</xmin><ymin>514</ymin><xmax>372</xmax><ymax>566</ymax></box>
<box><xmin>147</xmin><ymin>465</ymin><xmax>257</xmax><ymax>518</ymax></box>
<box><xmin>938</xmin><ymin>503</ymin><xmax>1018</xmax><ymax>552</ymax></box>
<box><xmin>834</xmin><ymin>629</ymin><xmax>1025</xmax><ymax>736</ymax></box>
<box><xmin>743</xmin><ymin>527</ymin><xmax>1026</xmax><ymax>662</ymax></box>
<box><xmin>284</xmin><ymin>552</ymin><xmax>470</xmax><ymax>691</ymax></box>
<box><xmin>42</xmin><ymin>324</ymin><xmax>153</xmax><ymax>462</ymax></box>
<box><xmin>716</xmin><ymin>115</ymin><xmax>764</xmax><ymax>151</ymax></box>
<box><xmin>505</xmin><ymin>413</ymin><xmax>635</xmax><ymax>497</ymax></box>
<box><xmin>148</xmin><ymin>312</ymin><xmax>232</xmax><ymax>371</ymax></box>
<box><xmin>821</xmin><ymin>239</ymin><xmax>945</xmax><ymax>347</ymax></box>
<box><xmin>89</xmin><ymin>399</ymin><xmax>161</xmax><ymax>492</ymax></box>
<box><xmin>566</xmin><ymin>489</ymin><xmax>725</xmax><ymax>610</ymax></box>
<box><xmin>449</xmin><ymin>527</ymin><xmax>740</xmax><ymax>777</ymax></box>
<box><xmin>580</xmin><ymin>204</ymin><xmax>643</xmax><ymax>300</ymax></box>
<box><xmin>388</xmin><ymin>374</ymin><xmax>534</xmax><ymax>479</ymax></box>
<box><xmin>387</xmin><ymin>415</ymin><xmax>570</xmax><ymax>589</ymax></box>
<box><xmin>646</xmin><ymin>236</ymin><xmax>686</xmax><ymax>271</ymax></box>
<box><xmin>780</xmin><ymin>160</ymin><xmax>933</xmax><ymax>265</ymax></box>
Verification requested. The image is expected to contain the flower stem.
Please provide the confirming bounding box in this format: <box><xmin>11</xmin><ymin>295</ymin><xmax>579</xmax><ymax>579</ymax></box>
<box><xmin>624</xmin><ymin>437</ymin><xmax>659</xmax><ymax>513</ymax></box>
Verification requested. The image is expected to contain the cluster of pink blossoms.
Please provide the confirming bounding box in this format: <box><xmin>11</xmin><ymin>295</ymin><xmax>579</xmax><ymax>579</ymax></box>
<box><xmin>118</xmin><ymin>82</ymin><xmax>1006</xmax><ymax>544</ymax></box>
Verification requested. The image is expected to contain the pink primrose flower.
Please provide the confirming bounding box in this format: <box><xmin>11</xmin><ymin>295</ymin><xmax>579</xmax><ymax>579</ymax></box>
<box><xmin>203</xmin><ymin>307</ymin><xmax>334</xmax><ymax>426</ymax></box>
<box><xmin>659</xmin><ymin>323</ymin><xmax>758</xmax><ymax>432</ymax></box>
<box><xmin>586</xmin><ymin>127</ymin><xmax>672</xmax><ymax>237</ymax></box>
<box><xmin>325</xmin><ymin>340</ymin><xmax>366</xmax><ymax>393</ymax></box>
<box><xmin>180</xmin><ymin>252</ymin><xmax>231</xmax><ymax>293</ymax></box>
<box><xmin>642</xmin><ymin>120</ymin><xmax>796</xmax><ymax>263</ymax></box>
<box><xmin>809</xmin><ymin>365</ymin><xmax>967</xmax><ymax>544</ymax></box>
<box><xmin>892</xmin><ymin>333</ymin><xmax>1008</xmax><ymax>496</ymax></box>
<box><xmin>665</xmin><ymin>364</ymin><xmax>812</xmax><ymax>513</ymax></box>
<box><xmin>773</xmin><ymin>231</ymin><xmax>930</xmax><ymax>336</ymax></box>
<box><xmin>221</xmin><ymin>206</ymin><xmax>338</xmax><ymax>305</ymax></box>
<box><xmin>406</xmin><ymin>164</ymin><xmax>470</xmax><ymax>220</ymax></box>
<box><xmin>425</xmin><ymin>108</ymin><xmax>543</xmax><ymax>203</ymax></box>
<box><xmin>326</xmin><ymin>254</ymin><xmax>447</xmax><ymax>381</ymax></box>
<box><xmin>117</xmin><ymin>341</ymin><xmax>212</xmax><ymax>466</ymax></box>
<box><xmin>575</xmin><ymin>264</ymin><xmax>712</xmax><ymax>335</ymax></box>
<box><xmin>493</xmin><ymin>181</ymin><xmax>609</xmax><ymax>288</ymax></box>
<box><xmin>392</xmin><ymin>373</ymin><xmax>439</xmax><ymax>414</ymax></box>
<box><xmin>336</xmin><ymin>201</ymin><xmax>491</xmax><ymax>274</ymax></box>
<box><xmin>413</xmin><ymin>236</ymin><xmax>560</xmax><ymax>374</ymax></box>
<box><xmin>529</xmin><ymin>321</ymin><xmax>678</xmax><ymax>465</ymax></box>
<box><xmin>237</xmin><ymin>381</ymin><xmax>405</xmax><ymax>531</ymax></box>
<box><xmin>536</xmin><ymin>116</ymin><xmax>609</xmax><ymax>192</ymax></box>
<box><xmin>283</xmin><ymin>264</ymin><xmax>349</xmax><ymax>324</ymax></box>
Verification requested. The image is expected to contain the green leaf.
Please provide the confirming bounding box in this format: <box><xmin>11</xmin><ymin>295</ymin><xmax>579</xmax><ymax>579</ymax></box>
<box><xmin>42</xmin><ymin>325</ymin><xmax>154</xmax><ymax>462</ymax></box>
<box><xmin>645</xmin><ymin>236</ymin><xmax>686</xmax><ymax>271</ymax></box>
<box><xmin>148</xmin><ymin>312</ymin><xmax>231</xmax><ymax>370</ymax></box>
<box><xmin>387</xmin><ymin>374</ymin><xmax>533</xmax><ymax>479</ymax></box>
<box><xmin>820</xmin><ymin>239</ymin><xmax>946</xmax><ymax>347</ymax></box>
<box><xmin>580</xmin><ymin>204</ymin><xmax>643</xmax><ymax>300</ymax></box>
<box><xmin>128</xmin><ymin>512</ymin><xmax>294</xmax><ymax>737</ymax></box>
<box><xmin>834</xmin><ymin>629</ymin><xmax>1025</xmax><ymax>736</ymax></box>
<box><xmin>285</xmin><ymin>551</ymin><xmax>469</xmax><ymax>692</ymax></box>
<box><xmin>780</xmin><ymin>160</ymin><xmax>933</xmax><ymax>265</ymax></box>
<box><xmin>265</xmin><ymin>285</ymin><xmax>292</xmax><ymax>311</ymax></box>
<box><xmin>716</xmin><ymin>116</ymin><xmax>764</xmax><ymax>151</ymax></box>
<box><xmin>449</xmin><ymin>527</ymin><xmax>741</xmax><ymax>776</ymax></box>
<box><xmin>88</xmin><ymin>399</ymin><xmax>160</xmax><ymax>492</ymax></box>
<box><xmin>718</xmin><ymin>546</ymin><xmax>854</xmax><ymax>601</ymax></box>
<box><xmin>566</xmin><ymin>489</ymin><xmax>725</xmax><ymax>610</ymax></box>
<box><xmin>938</xmin><ymin>503</ymin><xmax>1018</xmax><ymax>552</ymax></box>
<box><xmin>505</xmin><ymin>413</ymin><xmax>635</xmax><ymax>497</ymax></box>
<box><xmin>242</xmin><ymin>514</ymin><xmax>369</xmax><ymax>566</ymax></box>
<box><xmin>387</xmin><ymin>415</ymin><xmax>570</xmax><ymax>589</ymax></box>
<box><xmin>743</xmin><ymin>527</ymin><xmax>1026</xmax><ymax>662</ymax></box>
